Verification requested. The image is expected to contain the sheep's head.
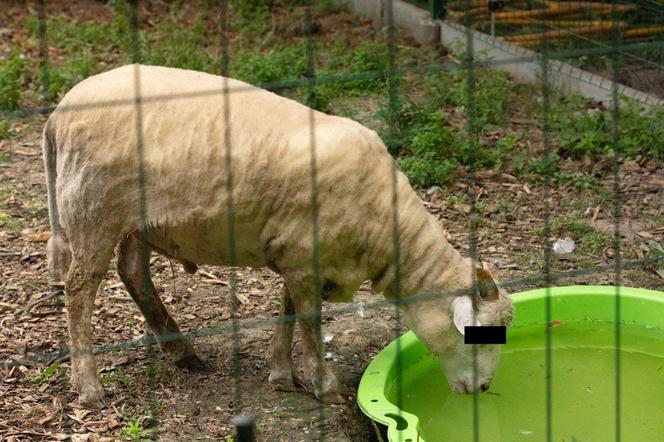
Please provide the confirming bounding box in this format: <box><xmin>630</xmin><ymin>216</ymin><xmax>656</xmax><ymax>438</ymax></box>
<box><xmin>402</xmin><ymin>262</ymin><xmax>513</xmax><ymax>394</ymax></box>
<box><xmin>441</xmin><ymin>263</ymin><xmax>513</xmax><ymax>393</ymax></box>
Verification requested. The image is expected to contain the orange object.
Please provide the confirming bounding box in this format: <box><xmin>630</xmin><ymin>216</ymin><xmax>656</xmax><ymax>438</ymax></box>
<box><xmin>486</xmin><ymin>18</ymin><xmax>625</xmax><ymax>27</ymax></box>
<box><xmin>544</xmin><ymin>1</ymin><xmax>636</xmax><ymax>13</ymax></box>
<box><xmin>501</xmin><ymin>21</ymin><xmax>624</xmax><ymax>44</ymax></box>
<box><xmin>622</xmin><ymin>26</ymin><xmax>664</xmax><ymax>38</ymax></box>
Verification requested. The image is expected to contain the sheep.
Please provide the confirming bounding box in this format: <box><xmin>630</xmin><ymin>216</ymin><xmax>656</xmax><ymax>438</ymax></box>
<box><xmin>43</xmin><ymin>64</ymin><xmax>514</xmax><ymax>409</ymax></box>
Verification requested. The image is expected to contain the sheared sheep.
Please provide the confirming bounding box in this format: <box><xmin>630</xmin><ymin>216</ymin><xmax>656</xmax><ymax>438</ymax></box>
<box><xmin>43</xmin><ymin>64</ymin><xmax>514</xmax><ymax>409</ymax></box>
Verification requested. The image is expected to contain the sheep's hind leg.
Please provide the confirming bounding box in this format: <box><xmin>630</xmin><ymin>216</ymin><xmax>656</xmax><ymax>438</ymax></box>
<box><xmin>268</xmin><ymin>286</ymin><xmax>303</xmax><ymax>391</ymax></box>
<box><xmin>293</xmin><ymin>294</ymin><xmax>344</xmax><ymax>404</ymax></box>
<box><xmin>117</xmin><ymin>233</ymin><xmax>202</xmax><ymax>369</ymax></box>
<box><xmin>66</xmin><ymin>247</ymin><xmax>115</xmax><ymax>409</ymax></box>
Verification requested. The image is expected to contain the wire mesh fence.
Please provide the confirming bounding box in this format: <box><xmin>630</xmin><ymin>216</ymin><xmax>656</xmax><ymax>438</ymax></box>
<box><xmin>0</xmin><ymin>0</ymin><xmax>663</xmax><ymax>441</ymax></box>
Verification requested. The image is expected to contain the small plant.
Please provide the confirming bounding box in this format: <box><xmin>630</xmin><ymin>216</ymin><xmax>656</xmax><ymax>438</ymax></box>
<box><xmin>0</xmin><ymin>51</ymin><xmax>26</xmax><ymax>110</ymax></box>
<box><xmin>550</xmin><ymin>95</ymin><xmax>664</xmax><ymax>162</ymax></box>
<box><xmin>232</xmin><ymin>44</ymin><xmax>309</xmax><ymax>86</ymax></box>
<box><xmin>0</xmin><ymin>120</ymin><xmax>11</xmax><ymax>140</ymax></box>
<box><xmin>423</xmin><ymin>67</ymin><xmax>511</xmax><ymax>131</ymax></box>
<box><xmin>32</xmin><ymin>361</ymin><xmax>62</xmax><ymax>384</ymax></box>
<box><xmin>317</xmin><ymin>0</ymin><xmax>340</xmax><ymax>12</ymax></box>
<box><xmin>554</xmin><ymin>170</ymin><xmax>601</xmax><ymax>192</ymax></box>
<box><xmin>121</xmin><ymin>416</ymin><xmax>156</xmax><ymax>442</ymax></box>
<box><xmin>144</xmin><ymin>361</ymin><xmax>168</xmax><ymax>383</ymax></box>
<box><xmin>116</xmin><ymin>369</ymin><xmax>136</xmax><ymax>392</ymax></box>
<box><xmin>231</xmin><ymin>0</ymin><xmax>271</xmax><ymax>20</ymax></box>
<box><xmin>374</xmin><ymin>67</ymin><xmax>518</xmax><ymax>185</ymax></box>
<box><xmin>396</xmin><ymin>110</ymin><xmax>460</xmax><ymax>185</ymax></box>
<box><xmin>342</xmin><ymin>41</ymin><xmax>389</xmax><ymax>91</ymax></box>
<box><xmin>144</xmin><ymin>14</ymin><xmax>217</xmax><ymax>73</ymax></box>
<box><xmin>230</xmin><ymin>0</ymin><xmax>271</xmax><ymax>36</ymax></box>
<box><xmin>48</xmin><ymin>54</ymin><xmax>94</xmax><ymax>99</ymax></box>
<box><xmin>0</xmin><ymin>152</ymin><xmax>8</xmax><ymax>169</ymax></box>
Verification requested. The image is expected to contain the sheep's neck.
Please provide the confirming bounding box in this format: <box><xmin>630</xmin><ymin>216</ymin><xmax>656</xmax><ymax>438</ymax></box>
<box><xmin>403</xmin><ymin>231</ymin><xmax>470</xmax><ymax>297</ymax></box>
<box><xmin>375</xmin><ymin>196</ymin><xmax>473</xmax><ymax>301</ymax></box>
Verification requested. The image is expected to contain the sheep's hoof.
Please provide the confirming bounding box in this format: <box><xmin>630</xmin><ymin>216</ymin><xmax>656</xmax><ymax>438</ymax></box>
<box><xmin>270</xmin><ymin>378</ymin><xmax>299</xmax><ymax>392</ymax></box>
<box><xmin>268</xmin><ymin>372</ymin><xmax>302</xmax><ymax>392</ymax></box>
<box><xmin>175</xmin><ymin>354</ymin><xmax>205</xmax><ymax>370</ymax></box>
<box><xmin>78</xmin><ymin>385</ymin><xmax>105</xmax><ymax>409</ymax></box>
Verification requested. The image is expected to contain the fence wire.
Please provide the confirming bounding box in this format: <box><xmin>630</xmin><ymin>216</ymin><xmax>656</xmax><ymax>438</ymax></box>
<box><xmin>0</xmin><ymin>0</ymin><xmax>663</xmax><ymax>441</ymax></box>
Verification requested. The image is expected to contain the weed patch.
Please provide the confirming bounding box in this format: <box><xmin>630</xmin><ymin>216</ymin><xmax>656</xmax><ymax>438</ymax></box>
<box><xmin>568</xmin><ymin>219</ymin><xmax>611</xmax><ymax>256</ymax></box>
<box><xmin>121</xmin><ymin>416</ymin><xmax>156</xmax><ymax>442</ymax></box>
<box><xmin>32</xmin><ymin>361</ymin><xmax>62</xmax><ymax>384</ymax></box>
<box><xmin>0</xmin><ymin>51</ymin><xmax>26</xmax><ymax>109</ymax></box>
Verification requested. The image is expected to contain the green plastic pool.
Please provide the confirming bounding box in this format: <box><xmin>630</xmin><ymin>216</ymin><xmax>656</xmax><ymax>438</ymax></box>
<box><xmin>357</xmin><ymin>286</ymin><xmax>664</xmax><ymax>442</ymax></box>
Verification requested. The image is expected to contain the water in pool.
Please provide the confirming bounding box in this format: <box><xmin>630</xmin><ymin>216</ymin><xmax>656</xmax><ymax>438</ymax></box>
<box><xmin>387</xmin><ymin>321</ymin><xmax>664</xmax><ymax>441</ymax></box>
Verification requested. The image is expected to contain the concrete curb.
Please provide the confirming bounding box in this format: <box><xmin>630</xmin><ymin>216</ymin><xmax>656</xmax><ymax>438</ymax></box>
<box><xmin>439</xmin><ymin>20</ymin><xmax>664</xmax><ymax>108</ymax></box>
<box><xmin>340</xmin><ymin>0</ymin><xmax>440</xmax><ymax>45</ymax></box>
<box><xmin>338</xmin><ymin>0</ymin><xmax>664</xmax><ymax>108</ymax></box>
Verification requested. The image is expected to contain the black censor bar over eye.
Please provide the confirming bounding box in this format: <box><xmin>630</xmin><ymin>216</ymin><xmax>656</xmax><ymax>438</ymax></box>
<box><xmin>464</xmin><ymin>326</ymin><xmax>507</xmax><ymax>345</ymax></box>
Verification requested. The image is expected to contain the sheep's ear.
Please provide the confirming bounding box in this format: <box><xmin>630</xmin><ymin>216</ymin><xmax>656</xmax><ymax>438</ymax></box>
<box><xmin>476</xmin><ymin>264</ymin><xmax>499</xmax><ymax>302</ymax></box>
<box><xmin>452</xmin><ymin>296</ymin><xmax>481</xmax><ymax>335</ymax></box>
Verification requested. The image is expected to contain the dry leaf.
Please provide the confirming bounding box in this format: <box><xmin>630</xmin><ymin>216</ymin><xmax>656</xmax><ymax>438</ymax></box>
<box><xmin>37</xmin><ymin>411</ymin><xmax>58</xmax><ymax>425</ymax></box>
<box><xmin>655</xmin><ymin>269</ymin><xmax>664</xmax><ymax>281</ymax></box>
<box><xmin>12</xmin><ymin>150</ymin><xmax>40</xmax><ymax>156</ymax></box>
<box><xmin>25</xmin><ymin>231</ymin><xmax>51</xmax><ymax>242</ymax></box>
<box><xmin>454</xmin><ymin>203</ymin><xmax>472</xmax><ymax>214</ymax></box>
<box><xmin>71</xmin><ymin>434</ymin><xmax>100</xmax><ymax>442</ymax></box>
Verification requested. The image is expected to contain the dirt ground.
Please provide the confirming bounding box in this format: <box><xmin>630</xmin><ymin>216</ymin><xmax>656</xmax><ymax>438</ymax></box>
<box><xmin>1</xmin><ymin>114</ymin><xmax>662</xmax><ymax>441</ymax></box>
<box><xmin>1</xmin><ymin>2</ymin><xmax>664</xmax><ymax>442</ymax></box>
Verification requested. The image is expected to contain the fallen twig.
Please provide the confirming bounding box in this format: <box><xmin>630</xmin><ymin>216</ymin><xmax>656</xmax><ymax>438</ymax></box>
<box><xmin>16</xmin><ymin>290</ymin><xmax>64</xmax><ymax>316</ymax></box>
<box><xmin>108</xmin><ymin>295</ymin><xmax>133</xmax><ymax>302</ymax></box>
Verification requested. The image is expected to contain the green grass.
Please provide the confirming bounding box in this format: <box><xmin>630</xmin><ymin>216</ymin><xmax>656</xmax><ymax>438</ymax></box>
<box><xmin>533</xmin><ymin>217</ymin><xmax>611</xmax><ymax>258</ymax></box>
<box><xmin>143</xmin><ymin>12</ymin><xmax>218</xmax><ymax>73</ymax></box>
<box><xmin>0</xmin><ymin>51</ymin><xmax>25</xmax><ymax>109</ymax></box>
<box><xmin>2</xmin><ymin>0</ymin><xmax>662</xmax><ymax>187</ymax></box>
<box><xmin>100</xmin><ymin>367</ymin><xmax>139</xmax><ymax>392</ymax></box>
<box><xmin>0</xmin><ymin>215</ymin><xmax>22</xmax><ymax>235</ymax></box>
<box><xmin>0</xmin><ymin>151</ymin><xmax>8</xmax><ymax>169</ymax></box>
<box><xmin>232</xmin><ymin>43</ymin><xmax>308</xmax><ymax>85</ymax></box>
<box><xmin>0</xmin><ymin>120</ymin><xmax>11</xmax><ymax>139</ymax></box>
<box><xmin>376</xmin><ymin>67</ymin><xmax>516</xmax><ymax>184</ymax></box>
<box><xmin>550</xmin><ymin>95</ymin><xmax>664</xmax><ymax>162</ymax></box>
<box><xmin>567</xmin><ymin>219</ymin><xmax>611</xmax><ymax>256</ymax></box>
<box><xmin>47</xmin><ymin>53</ymin><xmax>95</xmax><ymax>100</ymax></box>
<box><xmin>116</xmin><ymin>369</ymin><xmax>137</xmax><ymax>392</ymax></box>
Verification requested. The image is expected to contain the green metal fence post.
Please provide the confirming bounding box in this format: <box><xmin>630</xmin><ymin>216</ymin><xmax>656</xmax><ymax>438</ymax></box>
<box><xmin>429</xmin><ymin>0</ymin><xmax>446</xmax><ymax>20</ymax></box>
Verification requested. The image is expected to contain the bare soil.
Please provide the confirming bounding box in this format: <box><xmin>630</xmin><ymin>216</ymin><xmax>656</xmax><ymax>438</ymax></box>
<box><xmin>1</xmin><ymin>113</ymin><xmax>662</xmax><ymax>441</ymax></box>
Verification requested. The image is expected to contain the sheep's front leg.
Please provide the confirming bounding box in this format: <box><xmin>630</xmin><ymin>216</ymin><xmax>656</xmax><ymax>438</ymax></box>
<box><xmin>293</xmin><ymin>296</ymin><xmax>345</xmax><ymax>404</ymax></box>
<box><xmin>117</xmin><ymin>234</ymin><xmax>202</xmax><ymax>368</ymax></box>
<box><xmin>66</xmin><ymin>262</ymin><xmax>105</xmax><ymax>409</ymax></box>
<box><xmin>268</xmin><ymin>286</ymin><xmax>300</xmax><ymax>391</ymax></box>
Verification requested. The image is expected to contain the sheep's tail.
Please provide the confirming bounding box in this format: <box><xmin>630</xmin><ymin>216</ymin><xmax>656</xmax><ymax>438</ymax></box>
<box><xmin>42</xmin><ymin>127</ymin><xmax>71</xmax><ymax>281</ymax></box>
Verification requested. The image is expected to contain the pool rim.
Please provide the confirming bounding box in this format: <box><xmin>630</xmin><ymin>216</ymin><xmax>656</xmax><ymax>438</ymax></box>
<box><xmin>356</xmin><ymin>285</ymin><xmax>664</xmax><ymax>442</ymax></box>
